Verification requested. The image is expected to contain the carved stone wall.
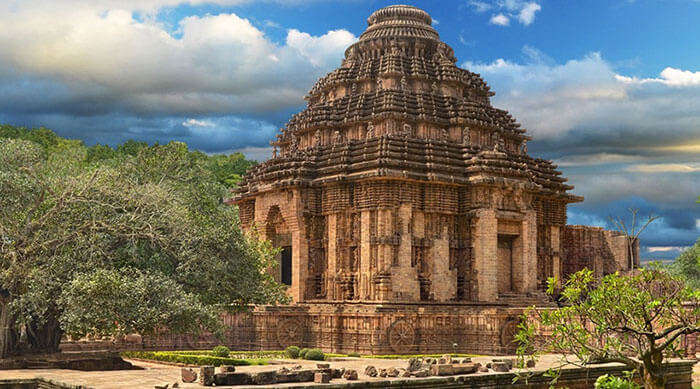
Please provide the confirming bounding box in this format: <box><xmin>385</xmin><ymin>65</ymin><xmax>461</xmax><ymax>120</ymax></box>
<box><xmin>561</xmin><ymin>225</ymin><xmax>634</xmax><ymax>279</ymax></box>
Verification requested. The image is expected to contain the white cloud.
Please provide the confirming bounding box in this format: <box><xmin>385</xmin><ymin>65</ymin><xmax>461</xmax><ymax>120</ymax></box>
<box><xmin>616</xmin><ymin>67</ymin><xmax>700</xmax><ymax>87</ymax></box>
<box><xmin>473</xmin><ymin>1</ymin><xmax>541</xmax><ymax>26</ymax></box>
<box><xmin>183</xmin><ymin>118</ymin><xmax>214</xmax><ymax>127</ymax></box>
<box><xmin>469</xmin><ymin>1</ymin><xmax>493</xmax><ymax>12</ymax></box>
<box><xmin>625</xmin><ymin>163</ymin><xmax>700</xmax><ymax>173</ymax></box>
<box><xmin>647</xmin><ymin>246</ymin><xmax>689</xmax><ymax>253</ymax></box>
<box><xmin>517</xmin><ymin>2</ymin><xmax>541</xmax><ymax>25</ymax></box>
<box><xmin>0</xmin><ymin>2</ymin><xmax>357</xmax><ymax>117</ymax></box>
<box><xmin>490</xmin><ymin>13</ymin><xmax>510</xmax><ymax>26</ymax></box>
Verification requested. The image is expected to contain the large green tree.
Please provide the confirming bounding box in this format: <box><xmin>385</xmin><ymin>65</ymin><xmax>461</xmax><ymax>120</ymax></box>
<box><xmin>517</xmin><ymin>268</ymin><xmax>699</xmax><ymax>389</ymax></box>
<box><xmin>0</xmin><ymin>128</ymin><xmax>285</xmax><ymax>358</ymax></box>
<box><xmin>670</xmin><ymin>238</ymin><xmax>700</xmax><ymax>290</ymax></box>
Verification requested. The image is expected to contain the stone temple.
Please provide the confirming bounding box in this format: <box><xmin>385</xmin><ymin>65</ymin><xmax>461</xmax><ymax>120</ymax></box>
<box><xmin>227</xmin><ymin>5</ymin><xmax>636</xmax><ymax>355</ymax></box>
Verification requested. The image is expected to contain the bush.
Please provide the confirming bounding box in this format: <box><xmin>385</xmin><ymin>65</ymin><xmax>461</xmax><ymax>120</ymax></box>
<box><xmin>347</xmin><ymin>352</ymin><xmax>361</xmax><ymax>357</ymax></box>
<box><xmin>303</xmin><ymin>349</ymin><xmax>325</xmax><ymax>361</ymax></box>
<box><xmin>285</xmin><ymin>346</ymin><xmax>300</xmax><ymax>359</ymax></box>
<box><xmin>299</xmin><ymin>348</ymin><xmax>309</xmax><ymax>358</ymax></box>
<box><xmin>212</xmin><ymin>345</ymin><xmax>230</xmax><ymax>358</ymax></box>
<box><xmin>594</xmin><ymin>375</ymin><xmax>641</xmax><ymax>389</ymax></box>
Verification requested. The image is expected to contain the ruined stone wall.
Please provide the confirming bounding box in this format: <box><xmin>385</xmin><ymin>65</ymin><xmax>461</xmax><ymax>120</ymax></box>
<box><xmin>561</xmin><ymin>225</ymin><xmax>632</xmax><ymax>280</ymax></box>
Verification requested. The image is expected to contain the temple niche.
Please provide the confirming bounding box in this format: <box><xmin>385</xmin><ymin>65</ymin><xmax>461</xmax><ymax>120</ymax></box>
<box><xmin>228</xmin><ymin>5</ymin><xmax>635</xmax><ymax>354</ymax></box>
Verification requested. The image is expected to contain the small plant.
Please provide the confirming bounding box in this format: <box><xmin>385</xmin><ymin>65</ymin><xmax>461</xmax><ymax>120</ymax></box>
<box><xmin>299</xmin><ymin>348</ymin><xmax>309</xmax><ymax>359</ymax></box>
<box><xmin>284</xmin><ymin>346</ymin><xmax>300</xmax><ymax>359</ymax></box>
<box><xmin>594</xmin><ymin>374</ymin><xmax>641</xmax><ymax>389</ymax></box>
<box><xmin>212</xmin><ymin>345</ymin><xmax>230</xmax><ymax>358</ymax></box>
<box><xmin>347</xmin><ymin>352</ymin><xmax>360</xmax><ymax>358</ymax></box>
<box><xmin>303</xmin><ymin>348</ymin><xmax>325</xmax><ymax>361</ymax></box>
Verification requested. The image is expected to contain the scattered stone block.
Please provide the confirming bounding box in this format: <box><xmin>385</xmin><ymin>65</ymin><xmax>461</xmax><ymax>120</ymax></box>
<box><xmin>526</xmin><ymin>359</ymin><xmax>536</xmax><ymax>368</ymax></box>
<box><xmin>438</xmin><ymin>358</ymin><xmax>447</xmax><ymax>364</ymax></box>
<box><xmin>492</xmin><ymin>358</ymin><xmax>515</xmax><ymax>369</ymax></box>
<box><xmin>317</xmin><ymin>363</ymin><xmax>330</xmax><ymax>369</ymax></box>
<box><xmin>276</xmin><ymin>369</ymin><xmax>315</xmax><ymax>383</ymax></box>
<box><xmin>277</xmin><ymin>367</ymin><xmax>290</xmax><ymax>375</ymax></box>
<box><xmin>452</xmin><ymin>363</ymin><xmax>478</xmax><ymax>374</ymax></box>
<box><xmin>399</xmin><ymin>368</ymin><xmax>411</xmax><ymax>377</ymax></box>
<box><xmin>364</xmin><ymin>365</ymin><xmax>378</xmax><ymax>377</ymax></box>
<box><xmin>430</xmin><ymin>363</ymin><xmax>455</xmax><ymax>376</ymax></box>
<box><xmin>331</xmin><ymin>368</ymin><xmax>343</xmax><ymax>379</ymax></box>
<box><xmin>441</xmin><ymin>354</ymin><xmax>452</xmax><ymax>364</ymax></box>
<box><xmin>199</xmin><ymin>366</ymin><xmax>214</xmax><ymax>386</ymax></box>
<box><xmin>172</xmin><ymin>383</ymin><xmax>179</xmax><ymax>388</ymax></box>
<box><xmin>154</xmin><ymin>384</ymin><xmax>168</xmax><ymax>389</ymax></box>
<box><xmin>181</xmin><ymin>368</ymin><xmax>197</xmax><ymax>383</ymax></box>
<box><xmin>478</xmin><ymin>365</ymin><xmax>489</xmax><ymax>373</ymax></box>
<box><xmin>251</xmin><ymin>371</ymin><xmax>277</xmax><ymax>385</ymax></box>
<box><xmin>292</xmin><ymin>364</ymin><xmax>302</xmax><ymax>370</ymax></box>
<box><xmin>342</xmin><ymin>369</ymin><xmax>358</xmax><ymax>380</ymax></box>
<box><xmin>492</xmin><ymin>362</ymin><xmax>510</xmax><ymax>372</ymax></box>
<box><xmin>314</xmin><ymin>372</ymin><xmax>331</xmax><ymax>383</ymax></box>
<box><xmin>378</xmin><ymin>368</ymin><xmax>387</xmax><ymax>377</ymax></box>
<box><xmin>412</xmin><ymin>369</ymin><xmax>430</xmax><ymax>377</ymax></box>
<box><xmin>407</xmin><ymin>357</ymin><xmax>422</xmax><ymax>371</ymax></box>
<box><xmin>219</xmin><ymin>365</ymin><xmax>236</xmax><ymax>373</ymax></box>
<box><xmin>387</xmin><ymin>367</ymin><xmax>399</xmax><ymax>377</ymax></box>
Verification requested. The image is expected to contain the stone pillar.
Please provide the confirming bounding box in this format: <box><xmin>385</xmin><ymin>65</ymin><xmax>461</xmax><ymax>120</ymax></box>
<box><xmin>550</xmin><ymin>225</ymin><xmax>561</xmax><ymax>286</ymax></box>
<box><xmin>517</xmin><ymin>210</ymin><xmax>537</xmax><ymax>293</ymax></box>
<box><xmin>359</xmin><ymin>210</ymin><xmax>372</xmax><ymax>300</ymax></box>
<box><xmin>431</xmin><ymin>225</ymin><xmax>457</xmax><ymax>301</ymax></box>
<box><xmin>291</xmin><ymin>228</ymin><xmax>308</xmax><ymax>302</ymax></box>
<box><xmin>392</xmin><ymin>203</ymin><xmax>420</xmax><ymax>301</ymax></box>
<box><xmin>472</xmin><ymin>208</ymin><xmax>497</xmax><ymax>302</ymax></box>
<box><xmin>327</xmin><ymin>213</ymin><xmax>338</xmax><ymax>300</ymax></box>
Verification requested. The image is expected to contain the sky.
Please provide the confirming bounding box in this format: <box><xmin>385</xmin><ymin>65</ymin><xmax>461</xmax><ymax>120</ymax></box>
<box><xmin>0</xmin><ymin>0</ymin><xmax>698</xmax><ymax>259</ymax></box>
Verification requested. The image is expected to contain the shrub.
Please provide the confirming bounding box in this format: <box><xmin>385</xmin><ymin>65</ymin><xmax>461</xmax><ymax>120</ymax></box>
<box><xmin>303</xmin><ymin>349</ymin><xmax>325</xmax><ymax>361</ymax></box>
<box><xmin>284</xmin><ymin>346</ymin><xmax>300</xmax><ymax>359</ymax></box>
<box><xmin>594</xmin><ymin>375</ymin><xmax>641</xmax><ymax>389</ymax></box>
<box><xmin>299</xmin><ymin>348</ymin><xmax>309</xmax><ymax>358</ymax></box>
<box><xmin>347</xmin><ymin>352</ymin><xmax>361</xmax><ymax>357</ymax></box>
<box><xmin>212</xmin><ymin>345</ymin><xmax>230</xmax><ymax>358</ymax></box>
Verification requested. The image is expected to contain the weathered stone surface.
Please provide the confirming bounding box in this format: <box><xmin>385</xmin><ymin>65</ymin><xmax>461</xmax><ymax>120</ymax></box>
<box><xmin>316</xmin><ymin>363</ymin><xmax>330</xmax><ymax>369</ymax></box>
<box><xmin>214</xmin><ymin>372</ymin><xmax>252</xmax><ymax>386</ymax></box>
<box><xmin>452</xmin><ymin>363</ymin><xmax>478</xmax><ymax>374</ymax></box>
<box><xmin>492</xmin><ymin>362</ymin><xmax>510</xmax><ymax>372</ymax></box>
<box><xmin>342</xmin><ymin>369</ymin><xmax>358</xmax><ymax>380</ymax></box>
<box><xmin>412</xmin><ymin>369</ymin><xmax>431</xmax><ymax>377</ymax></box>
<box><xmin>399</xmin><ymin>368</ymin><xmax>411</xmax><ymax>377</ymax></box>
<box><xmin>251</xmin><ymin>371</ymin><xmax>277</xmax><ymax>385</ymax></box>
<box><xmin>276</xmin><ymin>370</ymin><xmax>315</xmax><ymax>383</ymax></box>
<box><xmin>407</xmin><ymin>358</ymin><xmax>423</xmax><ymax>371</ymax></box>
<box><xmin>331</xmin><ymin>368</ymin><xmax>344</xmax><ymax>379</ymax></box>
<box><xmin>364</xmin><ymin>365</ymin><xmax>378</xmax><ymax>377</ymax></box>
<box><xmin>218</xmin><ymin>365</ymin><xmax>236</xmax><ymax>373</ymax></box>
<box><xmin>180</xmin><ymin>368</ymin><xmax>196</xmax><ymax>383</ymax></box>
<box><xmin>387</xmin><ymin>367</ymin><xmax>400</xmax><ymax>377</ymax></box>
<box><xmin>430</xmin><ymin>364</ymin><xmax>455</xmax><ymax>376</ymax></box>
<box><xmin>526</xmin><ymin>359</ymin><xmax>536</xmax><ymax>368</ymax></box>
<box><xmin>314</xmin><ymin>372</ymin><xmax>331</xmax><ymax>383</ymax></box>
<box><xmin>441</xmin><ymin>354</ymin><xmax>452</xmax><ymax>364</ymax></box>
<box><xmin>199</xmin><ymin>366</ymin><xmax>214</xmax><ymax>386</ymax></box>
<box><xmin>478</xmin><ymin>365</ymin><xmax>489</xmax><ymax>372</ymax></box>
<box><xmin>378</xmin><ymin>368</ymin><xmax>387</xmax><ymax>377</ymax></box>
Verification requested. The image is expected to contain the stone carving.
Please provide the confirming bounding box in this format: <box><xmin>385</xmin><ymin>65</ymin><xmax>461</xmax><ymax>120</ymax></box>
<box><xmin>387</xmin><ymin>319</ymin><xmax>415</xmax><ymax>354</ymax></box>
<box><xmin>332</xmin><ymin>130</ymin><xmax>342</xmax><ymax>144</ymax></box>
<box><xmin>431</xmin><ymin>82</ymin><xmax>438</xmax><ymax>93</ymax></box>
<box><xmin>376</xmin><ymin>78</ymin><xmax>383</xmax><ymax>90</ymax></box>
<box><xmin>462</xmin><ymin>128</ymin><xmax>470</xmax><ymax>144</ymax></box>
<box><xmin>366</xmin><ymin>122</ymin><xmax>375</xmax><ymax>139</ymax></box>
<box><xmin>440</xmin><ymin>128</ymin><xmax>448</xmax><ymax>141</ymax></box>
<box><xmin>313</xmin><ymin>130</ymin><xmax>321</xmax><ymax>146</ymax></box>
<box><xmin>400</xmin><ymin>76</ymin><xmax>407</xmax><ymax>91</ymax></box>
<box><xmin>277</xmin><ymin>318</ymin><xmax>304</xmax><ymax>349</ymax></box>
<box><xmin>499</xmin><ymin>317</ymin><xmax>520</xmax><ymax>351</ymax></box>
<box><xmin>402</xmin><ymin>123</ymin><xmax>413</xmax><ymax>136</ymax></box>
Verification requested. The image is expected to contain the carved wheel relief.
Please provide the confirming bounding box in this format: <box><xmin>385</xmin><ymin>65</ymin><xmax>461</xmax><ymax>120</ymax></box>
<box><xmin>500</xmin><ymin>317</ymin><xmax>520</xmax><ymax>350</ymax></box>
<box><xmin>387</xmin><ymin>319</ymin><xmax>416</xmax><ymax>353</ymax></box>
<box><xmin>276</xmin><ymin>318</ymin><xmax>304</xmax><ymax>349</ymax></box>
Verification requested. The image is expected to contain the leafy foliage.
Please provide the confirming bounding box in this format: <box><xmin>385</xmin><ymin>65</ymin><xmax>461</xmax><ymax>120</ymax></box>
<box><xmin>594</xmin><ymin>374</ymin><xmax>641</xmax><ymax>389</ymax></box>
<box><xmin>284</xmin><ymin>346</ymin><xmax>300</xmax><ymax>359</ymax></box>
<box><xmin>669</xmin><ymin>238</ymin><xmax>700</xmax><ymax>290</ymax></box>
<box><xmin>212</xmin><ymin>345</ymin><xmax>231</xmax><ymax>358</ymax></box>
<box><xmin>517</xmin><ymin>268</ymin><xmax>700</xmax><ymax>389</ymax></box>
<box><xmin>303</xmin><ymin>348</ymin><xmax>325</xmax><ymax>361</ymax></box>
<box><xmin>0</xmin><ymin>125</ymin><xmax>285</xmax><ymax>357</ymax></box>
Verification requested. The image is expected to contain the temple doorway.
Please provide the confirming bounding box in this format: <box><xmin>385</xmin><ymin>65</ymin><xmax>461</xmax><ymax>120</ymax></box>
<box><xmin>497</xmin><ymin>235</ymin><xmax>515</xmax><ymax>294</ymax></box>
<box><xmin>281</xmin><ymin>246</ymin><xmax>292</xmax><ymax>286</ymax></box>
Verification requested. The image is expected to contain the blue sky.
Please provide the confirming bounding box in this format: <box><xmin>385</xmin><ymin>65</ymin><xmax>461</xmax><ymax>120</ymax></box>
<box><xmin>0</xmin><ymin>0</ymin><xmax>698</xmax><ymax>258</ymax></box>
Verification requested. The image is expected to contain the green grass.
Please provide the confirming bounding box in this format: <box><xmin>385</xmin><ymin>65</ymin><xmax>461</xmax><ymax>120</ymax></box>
<box><xmin>121</xmin><ymin>351</ymin><xmax>270</xmax><ymax>366</ymax></box>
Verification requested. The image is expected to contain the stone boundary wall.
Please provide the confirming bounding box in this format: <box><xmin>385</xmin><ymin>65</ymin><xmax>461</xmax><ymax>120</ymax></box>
<box><xmin>561</xmin><ymin>225</ymin><xmax>634</xmax><ymax>279</ymax></box>
<box><xmin>60</xmin><ymin>303</ymin><xmax>699</xmax><ymax>358</ymax></box>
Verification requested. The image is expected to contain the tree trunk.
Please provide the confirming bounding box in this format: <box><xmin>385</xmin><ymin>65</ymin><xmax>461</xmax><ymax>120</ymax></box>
<box><xmin>0</xmin><ymin>295</ymin><xmax>19</xmax><ymax>359</ymax></box>
<box><xmin>642</xmin><ymin>369</ymin><xmax>666</xmax><ymax>389</ymax></box>
<box><xmin>26</xmin><ymin>312</ymin><xmax>62</xmax><ymax>355</ymax></box>
<box><xmin>642</xmin><ymin>351</ymin><xmax>666</xmax><ymax>389</ymax></box>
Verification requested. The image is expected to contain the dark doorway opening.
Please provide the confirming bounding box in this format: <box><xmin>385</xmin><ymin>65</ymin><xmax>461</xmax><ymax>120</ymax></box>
<box><xmin>281</xmin><ymin>246</ymin><xmax>292</xmax><ymax>286</ymax></box>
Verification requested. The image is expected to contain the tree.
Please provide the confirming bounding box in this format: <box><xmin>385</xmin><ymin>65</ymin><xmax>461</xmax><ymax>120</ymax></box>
<box><xmin>516</xmin><ymin>268</ymin><xmax>700</xmax><ymax>389</ymax></box>
<box><xmin>669</xmin><ymin>238</ymin><xmax>700</xmax><ymax>290</ymax></box>
<box><xmin>0</xmin><ymin>134</ymin><xmax>288</xmax><ymax>358</ymax></box>
<box><xmin>609</xmin><ymin>208</ymin><xmax>659</xmax><ymax>269</ymax></box>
